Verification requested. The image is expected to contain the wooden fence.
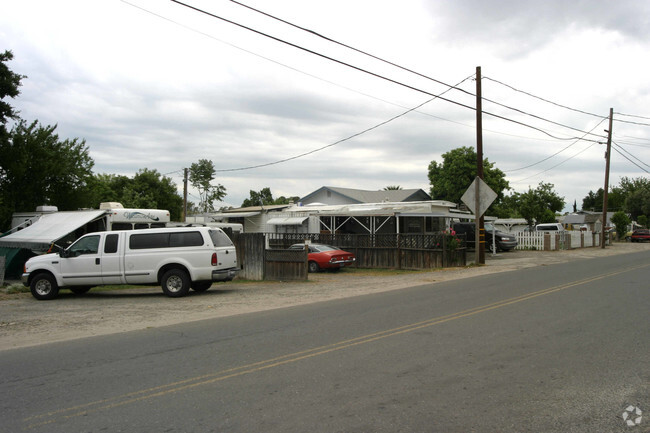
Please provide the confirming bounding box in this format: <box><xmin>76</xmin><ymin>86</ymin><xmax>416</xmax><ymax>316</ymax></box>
<box><xmin>232</xmin><ymin>232</ymin><xmax>466</xmax><ymax>280</ymax></box>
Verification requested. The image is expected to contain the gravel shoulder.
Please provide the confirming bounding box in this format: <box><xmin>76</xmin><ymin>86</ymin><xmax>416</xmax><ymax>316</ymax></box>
<box><xmin>1</xmin><ymin>243</ymin><xmax>648</xmax><ymax>351</ymax></box>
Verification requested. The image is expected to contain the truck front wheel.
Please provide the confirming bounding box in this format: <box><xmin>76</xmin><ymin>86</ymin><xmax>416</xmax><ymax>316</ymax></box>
<box><xmin>30</xmin><ymin>273</ymin><xmax>60</xmax><ymax>300</ymax></box>
<box><xmin>161</xmin><ymin>269</ymin><xmax>191</xmax><ymax>297</ymax></box>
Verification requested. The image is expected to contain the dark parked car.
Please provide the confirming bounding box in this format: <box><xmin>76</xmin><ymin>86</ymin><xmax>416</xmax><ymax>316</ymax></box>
<box><xmin>630</xmin><ymin>229</ymin><xmax>650</xmax><ymax>242</ymax></box>
<box><xmin>452</xmin><ymin>222</ymin><xmax>518</xmax><ymax>252</ymax></box>
<box><xmin>288</xmin><ymin>243</ymin><xmax>356</xmax><ymax>272</ymax></box>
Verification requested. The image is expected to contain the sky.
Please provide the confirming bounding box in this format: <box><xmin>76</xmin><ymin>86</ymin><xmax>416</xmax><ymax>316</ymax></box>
<box><xmin>1</xmin><ymin>0</ymin><xmax>649</xmax><ymax>212</ymax></box>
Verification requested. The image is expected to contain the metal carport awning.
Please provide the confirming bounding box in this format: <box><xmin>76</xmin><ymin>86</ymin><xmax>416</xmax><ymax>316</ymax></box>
<box><xmin>266</xmin><ymin>217</ymin><xmax>308</xmax><ymax>225</ymax></box>
<box><xmin>208</xmin><ymin>212</ymin><xmax>261</xmax><ymax>219</ymax></box>
<box><xmin>0</xmin><ymin>210</ymin><xmax>108</xmax><ymax>250</ymax></box>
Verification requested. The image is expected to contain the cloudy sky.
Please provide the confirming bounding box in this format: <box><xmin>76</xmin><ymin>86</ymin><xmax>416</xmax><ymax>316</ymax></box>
<box><xmin>2</xmin><ymin>0</ymin><xmax>649</xmax><ymax>212</ymax></box>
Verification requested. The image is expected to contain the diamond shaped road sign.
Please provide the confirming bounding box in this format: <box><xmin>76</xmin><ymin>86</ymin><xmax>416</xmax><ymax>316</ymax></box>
<box><xmin>461</xmin><ymin>176</ymin><xmax>497</xmax><ymax>217</ymax></box>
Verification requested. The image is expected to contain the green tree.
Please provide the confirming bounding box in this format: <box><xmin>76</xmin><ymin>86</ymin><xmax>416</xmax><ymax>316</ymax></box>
<box><xmin>610</xmin><ymin>211</ymin><xmax>631</xmax><ymax>241</ymax></box>
<box><xmin>637</xmin><ymin>215</ymin><xmax>648</xmax><ymax>228</ymax></box>
<box><xmin>427</xmin><ymin>146</ymin><xmax>510</xmax><ymax>212</ymax></box>
<box><xmin>242</xmin><ymin>187</ymin><xmax>274</xmax><ymax>207</ymax></box>
<box><xmin>241</xmin><ymin>188</ymin><xmax>299</xmax><ymax>207</ymax></box>
<box><xmin>89</xmin><ymin>170</ymin><xmax>184</xmax><ymax>220</ymax></box>
<box><xmin>0</xmin><ymin>50</ymin><xmax>25</xmax><ymax>125</ymax></box>
<box><xmin>0</xmin><ymin>120</ymin><xmax>95</xmax><ymax>230</ymax></box>
<box><xmin>513</xmin><ymin>182</ymin><xmax>565</xmax><ymax>227</ymax></box>
<box><xmin>189</xmin><ymin>159</ymin><xmax>227</xmax><ymax>213</ymax></box>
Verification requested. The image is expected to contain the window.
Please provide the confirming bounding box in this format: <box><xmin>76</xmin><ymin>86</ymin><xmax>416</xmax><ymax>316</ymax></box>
<box><xmin>129</xmin><ymin>231</ymin><xmax>205</xmax><ymax>249</ymax></box>
<box><xmin>209</xmin><ymin>230</ymin><xmax>234</xmax><ymax>247</ymax></box>
<box><xmin>104</xmin><ymin>234</ymin><xmax>119</xmax><ymax>254</ymax></box>
<box><xmin>130</xmin><ymin>233</ymin><xmax>169</xmax><ymax>249</ymax></box>
<box><xmin>68</xmin><ymin>235</ymin><xmax>100</xmax><ymax>256</ymax></box>
<box><xmin>112</xmin><ymin>223</ymin><xmax>133</xmax><ymax>230</ymax></box>
<box><xmin>170</xmin><ymin>231</ymin><xmax>204</xmax><ymax>247</ymax></box>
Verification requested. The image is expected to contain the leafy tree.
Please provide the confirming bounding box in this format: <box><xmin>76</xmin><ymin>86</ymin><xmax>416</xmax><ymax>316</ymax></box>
<box><xmin>637</xmin><ymin>215</ymin><xmax>648</xmax><ymax>228</ymax></box>
<box><xmin>427</xmin><ymin>146</ymin><xmax>510</xmax><ymax>212</ymax></box>
<box><xmin>241</xmin><ymin>188</ymin><xmax>299</xmax><ymax>207</ymax></box>
<box><xmin>610</xmin><ymin>211</ymin><xmax>631</xmax><ymax>241</ymax></box>
<box><xmin>189</xmin><ymin>159</ymin><xmax>226</xmax><ymax>213</ymax></box>
<box><xmin>514</xmin><ymin>182</ymin><xmax>565</xmax><ymax>227</ymax></box>
<box><xmin>0</xmin><ymin>120</ymin><xmax>95</xmax><ymax>230</ymax></box>
<box><xmin>90</xmin><ymin>170</ymin><xmax>183</xmax><ymax>220</ymax></box>
<box><xmin>0</xmin><ymin>50</ymin><xmax>25</xmax><ymax>125</ymax></box>
<box><xmin>242</xmin><ymin>187</ymin><xmax>274</xmax><ymax>207</ymax></box>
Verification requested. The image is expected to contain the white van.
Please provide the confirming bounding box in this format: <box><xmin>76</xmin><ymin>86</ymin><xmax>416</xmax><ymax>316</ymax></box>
<box><xmin>22</xmin><ymin>227</ymin><xmax>238</xmax><ymax>300</ymax></box>
<box><xmin>535</xmin><ymin>223</ymin><xmax>564</xmax><ymax>232</ymax></box>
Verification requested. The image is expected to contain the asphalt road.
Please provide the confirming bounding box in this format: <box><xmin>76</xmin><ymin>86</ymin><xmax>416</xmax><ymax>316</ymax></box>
<box><xmin>1</xmin><ymin>250</ymin><xmax>648</xmax><ymax>433</ymax></box>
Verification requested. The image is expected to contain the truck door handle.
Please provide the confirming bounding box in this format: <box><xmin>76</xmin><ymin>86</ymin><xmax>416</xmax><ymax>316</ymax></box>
<box><xmin>96</xmin><ymin>258</ymin><xmax>100</xmax><ymax>265</ymax></box>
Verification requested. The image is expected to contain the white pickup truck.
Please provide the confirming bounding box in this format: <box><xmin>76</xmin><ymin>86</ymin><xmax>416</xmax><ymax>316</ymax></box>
<box><xmin>22</xmin><ymin>227</ymin><xmax>238</xmax><ymax>300</ymax></box>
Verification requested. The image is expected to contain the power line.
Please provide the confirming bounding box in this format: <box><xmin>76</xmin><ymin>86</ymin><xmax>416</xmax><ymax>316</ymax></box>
<box><xmin>483</xmin><ymin>76</ymin><xmax>606</xmax><ymax>119</ymax></box>
<box><xmin>214</xmin><ymin>75</ymin><xmax>476</xmax><ymax>172</ymax></box>
<box><xmin>505</xmin><ymin>118</ymin><xmax>607</xmax><ymax>173</ymax></box>
<box><xmin>170</xmin><ymin>0</ymin><xmax>606</xmax><ymax>144</ymax></box>
<box><xmin>228</xmin><ymin>0</ymin><xmax>608</xmax><ymax>142</ymax></box>
<box><xmin>612</xmin><ymin>141</ymin><xmax>650</xmax><ymax>169</ymax></box>
<box><xmin>611</xmin><ymin>145</ymin><xmax>650</xmax><ymax>173</ymax></box>
<box><xmin>511</xmin><ymin>142</ymin><xmax>598</xmax><ymax>183</ymax></box>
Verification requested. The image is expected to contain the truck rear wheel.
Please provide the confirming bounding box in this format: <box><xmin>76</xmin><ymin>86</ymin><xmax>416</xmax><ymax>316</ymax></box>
<box><xmin>30</xmin><ymin>273</ymin><xmax>60</xmax><ymax>300</ymax></box>
<box><xmin>161</xmin><ymin>269</ymin><xmax>191</xmax><ymax>297</ymax></box>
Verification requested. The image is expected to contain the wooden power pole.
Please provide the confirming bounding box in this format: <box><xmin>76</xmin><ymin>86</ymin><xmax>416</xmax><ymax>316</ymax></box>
<box><xmin>601</xmin><ymin>108</ymin><xmax>613</xmax><ymax>248</ymax></box>
<box><xmin>475</xmin><ymin>66</ymin><xmax>485</xmax><ymax>264</ymax></box>
<box><xmin>183</xmin><ymin>168</ymin><xmax>189</xmax><ymax>223</ymax></box>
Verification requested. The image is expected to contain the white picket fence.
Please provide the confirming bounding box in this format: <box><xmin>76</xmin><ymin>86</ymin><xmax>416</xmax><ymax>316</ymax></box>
<box><xmin>513</xmin><ymin>230</ymin><xmax>604</xmax><ymax>250</ymax></box>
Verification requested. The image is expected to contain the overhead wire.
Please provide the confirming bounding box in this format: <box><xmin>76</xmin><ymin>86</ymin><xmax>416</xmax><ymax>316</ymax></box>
<box><xmin>214</xmin><ymin>74</ymin><xmax>476</xmax><ymax>172</ymax></box>
<box><xmin>504</xmin><ymin>118</ymin><xmax>607</xmax><ymax>173</ymax></box>
<box><xmin>511</xmin><ymin>142</ymin><xmax>598</xmax><ymax>183</ymax></box>
<box><xmin>611</xmin><ymin>144</ymin><xmax>650</xmax><ymax>173</ymax></box>
<box><xmin>612</xmin><ymin>141</ymin><xmax>650</xmax><ymax>169</ymax></box>
<box><xmin>227</xmin><ymin>0</ymin><xmax>608</xmax><ymax>142</ymax></box>
<box><xmin>170</xmin><ymin>0</ymin><xmax>606</xmax><ymax>144</ymax></box>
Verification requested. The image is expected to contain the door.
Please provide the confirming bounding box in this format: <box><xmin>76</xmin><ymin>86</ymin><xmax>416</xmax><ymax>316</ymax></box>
<box><xmin>60</xmin><ymin>234</ymin><xmax>103</xmax><ymax>286</ymax></box>
<box><xmin>101</xmin><ymin>233</ymin><xmax>124</xmax><ymax>285</ymax></box>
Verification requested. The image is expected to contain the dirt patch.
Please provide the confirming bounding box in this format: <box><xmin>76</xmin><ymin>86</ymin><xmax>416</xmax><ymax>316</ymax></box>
<box><xmin>1</xmin><ymin>243</ymin><xmax>648</xmax><ymax>351</ymax></box>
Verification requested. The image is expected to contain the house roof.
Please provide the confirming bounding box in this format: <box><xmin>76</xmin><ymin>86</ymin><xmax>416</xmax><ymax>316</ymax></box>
<box><xmin>300</xmin><ymin>186</ymin><xmax>431</xmax><ymax>204</ymax></box>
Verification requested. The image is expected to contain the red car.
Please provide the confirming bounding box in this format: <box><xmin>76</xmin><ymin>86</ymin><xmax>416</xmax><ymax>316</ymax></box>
<box><xmin>630</xmin><ymin>229</ymin><xmax>650</xmax><ymax>242</ymax></box>
<box><xmin>289</xmin><ymin>243</ymin><xmax>356</xmax><ymax>272</ymax></box>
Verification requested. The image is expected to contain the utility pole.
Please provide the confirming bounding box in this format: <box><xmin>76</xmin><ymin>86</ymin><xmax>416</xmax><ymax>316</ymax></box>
<box><xmin>183</xmin><ymin>168</ymin><xmax>189</xmax><ymax>223</ymax></box>
<box><xmin>475</xmin><ymin>66</ymin><xmax>485</xmax><ymax>264</ymax></box>
<box><xmin>601</xmin><ymin>108</ymin><xmax>613</xmax><ymax>249</ymax></box>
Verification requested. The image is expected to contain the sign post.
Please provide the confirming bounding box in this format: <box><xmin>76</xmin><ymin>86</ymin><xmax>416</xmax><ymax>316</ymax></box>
<box><xmin>461</xmin><ymin>176</ymin><xmax>497</xmax><ymax>264</ymax></box>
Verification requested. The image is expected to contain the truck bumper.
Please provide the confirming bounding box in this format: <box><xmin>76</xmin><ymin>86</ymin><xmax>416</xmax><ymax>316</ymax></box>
<box><xmin>21</xmin><ymin>273</ymin><xmax>30</xmax><ymax>286</ymax></box>
<box><xmin>212</xmin><ymin>268</ymin><xmax>239</xmax><ymax>282</ymax></box>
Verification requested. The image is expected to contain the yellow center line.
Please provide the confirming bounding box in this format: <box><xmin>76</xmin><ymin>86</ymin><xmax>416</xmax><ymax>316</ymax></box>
<box><xmin>26</xmin><ymin>262</ymin><xmax>648</xmax><ymax>429</ymax></box>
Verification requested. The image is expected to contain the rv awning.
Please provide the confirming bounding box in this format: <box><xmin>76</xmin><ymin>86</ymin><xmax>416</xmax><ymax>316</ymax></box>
<box><xmin>266</xmin><ymin>217</ymin><xmax>308</xmax><ymax>226</ymax></box>
<box><xmin>0</xmin><ymin>210</ymin><xmax>108</xmax><ymax>250</ymax></box>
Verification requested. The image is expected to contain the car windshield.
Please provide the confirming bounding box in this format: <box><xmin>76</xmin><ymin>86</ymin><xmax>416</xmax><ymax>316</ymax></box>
<box><xmin>484</xmin><ymin>223</ymin><xmax>495</xmax><ymax>231</ymax></box>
